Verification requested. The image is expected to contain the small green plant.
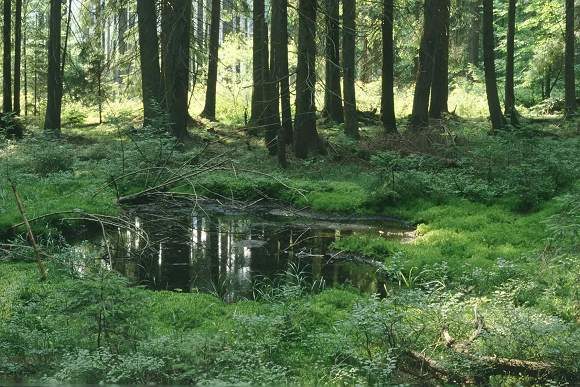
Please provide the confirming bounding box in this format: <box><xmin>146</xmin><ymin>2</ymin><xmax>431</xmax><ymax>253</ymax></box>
<box><xmin>62</xmin><ymin>107</ymin><xmax>88</xmax><ymax>127</ymax></box>
<box><xmin>29</xmin><ymin>143</ymin><xmax>76</xmax><ymax>176</ymax></box>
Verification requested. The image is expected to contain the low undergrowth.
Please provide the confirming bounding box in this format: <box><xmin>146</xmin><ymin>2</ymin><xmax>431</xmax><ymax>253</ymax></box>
<box><xmin>1</xmin><ymin>114</ymin><xmax>579</xmax><ymax>385</ymax></box>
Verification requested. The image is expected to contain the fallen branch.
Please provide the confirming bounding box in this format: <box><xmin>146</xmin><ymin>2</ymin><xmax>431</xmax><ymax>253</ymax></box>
<box><xmin>9</xmin><ymin>179</ymin><xmax>48</xmax><ymax>281</ymax></box>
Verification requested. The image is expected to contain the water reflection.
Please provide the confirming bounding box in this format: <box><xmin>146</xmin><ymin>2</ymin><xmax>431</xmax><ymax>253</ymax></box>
<box><xmin>100</xmin><ymin>206</ymin><xmax>409</xmax><ymax>301</ymax></box>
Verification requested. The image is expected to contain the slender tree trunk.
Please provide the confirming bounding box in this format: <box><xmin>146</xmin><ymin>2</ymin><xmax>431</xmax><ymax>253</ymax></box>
<box><xmin>250</xmin><ymin>0</ymin><xmax>267</xmax><ymax>129</ymax></box>
<box><xmin>137</xmin><ymin>0</ymin><xmax>163</xmax><ymax>126</ymax></box>
<box><xmin>23</xmin><ymin>30</ymin><xmax>27</xmax><ymax>116</ymax></box>
<box><xmin>429</xmin><ymin>0</ymin><xmax>450</xmax><ymax>118</ymax></box>
<box><xmin>44</xmin><ymin>0</ymin><xmax>62</xmax><ymax>135</ymax></box>
<box><xmin>324</xmin><ymin>0</ymin><xmax>343</xmax><ymax>123</ymax></box>
<box><xmin>270</xmin><ymin>0</ymin><xmax>286</xmax><ymax>158</ymax></box>
<box><xmin>61</xmin><ymin>0</ymin><xmax>73</xmax><ymax>78</ymax></box>
<box><xmin>3</xmin><ymin>0</ymin><xmax>13</xmax><ymax>113</ymax></box>
<box><xmin>161</xmin><ymin>0</ymin><xmax>192</xmax><ymax>139</ymax></box>
<box><xmin>294</xmin><ymin>0</ymin><xmax>323</xmax><ymax>158</ymax></box>
<box><xmin>482</xmin><ymin>0</ymin><xmax>506</xmax><ymax>131</ymax></box>
<box><xmin>117</xmin><ymin>4</ymin><xmax>127</xmax><ymax>83</ymax></box>
<box><xmin>565</xmin><ymin>0</ymin><xmax>576</xmax><ymax>117</ymax></box>
<box><xmin>468</xmin><ymin>0</ymin><xmax>482</xmax><ymax>66</ymax></box>
<box><xmin>200</xmin><ymin>0</ymin><xmax>220</xmax><ymax>120</ymax></box>
<box><xmin>13</xmin><ymin>0</ymin><xmax>22</xmax><ymax>115</ymax></box>
<box><xmin>275</xmin><ymin>0</ymin><xmax>292</xmax><ymax>165</ymax></box>
<box><xmin>381</xmin><ymin>0</ymin><xmax>396</xmax><ymax>132</ymax></box>
<box><xmin>197</xmin><ymin>0</ymin><xmax>204</xmax><ymax>46</ymax></box>
<box><xmin>409</xmin><ymin>0</ymin><xmax>441</xmax><ymax>128</ymax></box>
<box><xmin>278</xmin><ymin>0</ymin><xmax>292</xmax><ymax>143</ymax></box>
<box><xmin>504</xmin><ymin>0</ymin><xmax>518</xmax><ymax>125</ymax></box>
<box><xmin>342</xmin><ymin>0</ymin><xmax>358</xmax><ymax>138</ymax></box>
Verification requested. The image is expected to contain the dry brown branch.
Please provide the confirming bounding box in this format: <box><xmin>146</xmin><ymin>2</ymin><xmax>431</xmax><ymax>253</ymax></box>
<box><xmin>9</xmin><ymin>179</ymin><xmax>48</xmax><ymax>281</ymax></box>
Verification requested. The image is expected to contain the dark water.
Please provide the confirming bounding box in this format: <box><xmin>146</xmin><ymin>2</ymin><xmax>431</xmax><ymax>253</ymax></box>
<box><xmin>86</xmin><ymin>203</ymin><xmax>412</xmax><ymax>301</ymax></box>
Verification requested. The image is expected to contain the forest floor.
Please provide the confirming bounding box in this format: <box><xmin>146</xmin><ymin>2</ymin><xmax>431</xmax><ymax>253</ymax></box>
<box><xmin>0</xmin><ymin>110</ymin><xmax>579</xmax><ymax>384</ymax></box>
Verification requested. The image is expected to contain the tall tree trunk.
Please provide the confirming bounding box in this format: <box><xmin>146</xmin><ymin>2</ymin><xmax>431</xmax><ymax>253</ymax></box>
<box><xmin>324</xmin><ymin>0</ymin><xmax>343</xmax><ymax>123</ymax></box>
<box><xmin>294</xmin><ymin>0</ymin><xmax>323</xmax><ymax>158</ymax></box>
<box><xmin>468</xmin><ymin>0</ymin><xmax>482</xmax><ymax>66</ymax></box>
<box><xmin>161</xmin><ymin>0</ymin><xmax>192</xmax><ymax>139</ymax></box>
<box><xmin>409</xmin><ymin>0</ymin><xmax>441</xmax><ymax>128</ymax></box>
<box><xmin>504</xmin><ymin>0</ymin><xmax>518</xmax><ymax>125</ymax></box>
<box><xmin>44</xmin><ymin>0</ymin><xmax>62</xmax><ymax>135</ymax></box>
<box><xmin>342</xmin><ymin>0</ymin><xmax>358</xmax><ymax>138</ymax></box>
<box><xmin>482</xmin><ymin>0</ymin><xmax>506</xmax><ymax>131</ymax></box>
<box><xmin>381</xmin><ymin>0</ymin><xmax>397</xmax><ymax>132</ymax></box>
<box><xmin>137</xmin><ymin>0</ymin><xmax>163</xmax><ymax>126</ymax></box>
<box><xmin>565</xmin><ymin>0</ymin><xmax>576</xmax><ymax>117</ymax></box>
<box><xmin>13</xmin><ymin>0</ymin><xmax>22</xmax><ymax>115</ymax></box>
<box><xmin>61</xmin><ymin>0</ymin><xmax>73</xmax><ymax>78</ymax></box>
<box><xmin>197</xmin><ymin>0</ymin><xmax>204</xmax><ymax>46</ymax></box>
<box><xmin>250</xmin><ymin>0</ymin><xmax>267</xmax><ymax>129</ymax></box>
<box><xmin>201</xmin><ymin>0</ymin><xmax>221</xmax><ymax>120</ymax></box>
<box><xmin>270</xmin><ymin>0</ymin><xmax>285</xmax><ymax>158</ymax></box>
<box><xmin>3</xmin><ymin>0</ymin><xmax>12</xmax><ymax>113</ymax></box>
<box><xmin>274</xmin><ymin>0</ymin><xmax>292</xmax><ymax>166</ymax></box>
<box><xmin>117</xmin><ymin>4</ymin><xmax>127</xmax><ymax>83</ymax></box>
<box><xmin>23</xmin><ymin>26</ymin><xmax>27</xmax><ymax>116</ymax></box>
<box><xmin>429</xmin><ymin>0</ymin><xmax>450</xmax><ymax>118</ymax></box>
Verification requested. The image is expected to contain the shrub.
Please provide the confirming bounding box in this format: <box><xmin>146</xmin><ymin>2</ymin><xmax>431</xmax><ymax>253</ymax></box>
<box><xmin>29</xmin><ymin>143</ymin><xmax>76</xmax><ymax>176</ymax></box>
<box><xmin>62</xmin><ymin>107</ymin><xmax>88</xmax><ymax>127</ymax></box>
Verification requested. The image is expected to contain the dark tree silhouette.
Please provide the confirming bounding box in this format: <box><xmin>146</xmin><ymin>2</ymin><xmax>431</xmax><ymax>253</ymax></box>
<box><xmin>250</xmin><ymin>0</ymin><xmax>268</xmax><ymax>128</ymax></box>
<box><xmin>482</xmin><ymin>0</ymin><xmax>506</xmax><ymax>131</ymax></box>
<box><xmin>324</xmin><ymin>0</ymin><xmax>343</xmax><ymax>123</ymax></box>
<box><xmin>3</xmin><ymin>0</ymin><xmax>12</xmax><ymax>113</ymax></box>
<box><xmin>564</xmin><ymin>0</ymin><xmax>576</xmax><ymax>117</ymax></box>
<box><xmin>381</xmin><ymin>0</ymin><xmax>397</xmax><ymax>133</ymax></box>
<box><xmin>161</xmin><ymin>0</ymin><xmax>192</xmax><ymax>139</ymax></box>
<box><xmin>429</xmin><ymin>0</ymin><xmax>450</xmax><ymax>119</ymax></box>
<box><xmin>409</xmin><ymin>0</ymin><xmax>442</xmax><ymax>128</ymax></box>
<box><xmin>504</xmin><ymin>0</ymin><xmax>519</xmax><ymax>125</ymax></box>
<box><xmin>201</xmin><ymin>0</ymin><xmax>221</xmax><ymax>121</ymax></box>
<box><xmin>137</xmin><ymin>0</ymin><xmax>163</xmax><ymax>126</ymax></box>
<box><xmin>44</xmin><ymin>0</ymin><xmax>62</xmax><ymax>135</ymax></box>
<box><xmin>14</xmin><ymin>0</ymin><xmax>22</xmax><ymax>115</ymax></box>
<box><xmin>342</xmin><ymin>0</ymin><xmax>359</xmax><ymax>138</ymax></box>
<box><xmin>294</xmin><ymin>0</ymin><xmax>323</xmax><ymax>158</ymax></box>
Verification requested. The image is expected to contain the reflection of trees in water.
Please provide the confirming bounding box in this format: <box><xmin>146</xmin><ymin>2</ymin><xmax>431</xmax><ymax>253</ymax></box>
<box><xmin>106</xmin><ymin>210</ymin><xmax>387</xmax><ymax>300</ymax></box>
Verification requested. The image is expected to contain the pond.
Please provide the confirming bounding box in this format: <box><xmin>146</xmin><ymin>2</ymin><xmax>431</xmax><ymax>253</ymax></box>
<box><xmin>79</xmin><ymin>201</ymin><xmax>413</xmax><ymax>302</ymax></box>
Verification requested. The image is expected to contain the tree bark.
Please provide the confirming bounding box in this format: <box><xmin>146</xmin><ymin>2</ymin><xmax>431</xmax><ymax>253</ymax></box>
<box><xmin>161</xmin><ymin>0</ymin><xmax>191</xmax><ymax>139</ymax></box>
<box><xmin>565</xmin><ymin>0</ymin><xmax>576</xmax><ymax>117</ymax></box>
<box><xmin>3</xmin><ymin>0</ymin><xmax>12</xmax><ymax>113</ymax></box>
<box><xmin>44</xmin><ymin>0</ymin><xmax>62</xmax><ymax>135</ymax></box>
<box><xmin>324</xmin><ymin>0</ymin><xmax>343</xmax><ymax>123</ymax></box>
<box><xmin>116</xmin><ymin>4</ymin><xmax>127</xmax><ymax>83</ymax></box>
<box><xmin>200</xmin><ymin>0</ymin><xmax>221</xmax><ymax>121</ymax></box>
<box><xmin>294</xmin><ymin>0</ymin><xmax>323</xmax><ymax>158</ymax></box>
<box><xmin>13</xmin><ymin>0</ymin><xmax>22</xmax><ymax>115</ymax></box>
<box><xmin>482</xmin><ymin>0</ymin><xmax>506</xmax><ymax>131</ymax></box>
<box><xmin>137</xmin><ymin>0</ymin><xmax>163</xmax><ymax>126</ymax></box>
<box><xmin>342</xmin><ymin>0</ymin><xmax>359</xmax><ymax>138</ymax></box>
<box><xmin>409</xmin><ymin>0</ymin><xmax>441</xmax><ymax>128</ymax></box>
<box><xmin>197</xmin><ymin>0</ymin><xmax>204</xmax><ymax>47</ymax></box>
<box><xmin>429</xmin><ymin>0</ymin><xmax>450</xmax><ymax>119</ymax></box>
<box><xmin>504</xmin><ymin>0</ymin><xmax>518</xmax><ymax>125</ymax></box>
<box><xmin>468</xmin><ymin>0</ymin><xmax>482</xmax><ymax>66</ymax></box>
<box><xmin>381</xmin><ymin>0</ymin><xmax>397</xmax><ymax>132</ymax></box>
<box><xmin>273</xmin><ymin>0</ymin><xmax>292</xmax><ymax>166</ymax></box>
<box><xmin>250</xmin><ymin>0</ymin><xmax>267</xmax><ymax>129</ymax></box>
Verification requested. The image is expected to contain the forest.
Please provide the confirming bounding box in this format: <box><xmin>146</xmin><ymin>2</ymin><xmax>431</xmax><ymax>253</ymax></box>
<box><xmin>0</xmin><ymin>0</ymin><xmax>578</xmax><ymax>385</ymax></box>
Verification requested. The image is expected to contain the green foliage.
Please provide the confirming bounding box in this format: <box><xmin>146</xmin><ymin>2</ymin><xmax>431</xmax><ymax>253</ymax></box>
<box><xmin>28</xmin><ymin>142</ymin><xmax>76</xmax><ymax>176</ymax></box>
<box><xmin>62</xmin><ymin>105</ymin><xmax>89</xmax><ymax>127</ymax></box>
